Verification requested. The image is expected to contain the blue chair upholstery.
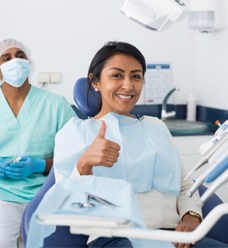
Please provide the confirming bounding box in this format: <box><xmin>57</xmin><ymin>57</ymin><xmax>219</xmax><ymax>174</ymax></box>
<box><xmin>73</xmin><ymin>77</ymin><xmax>101</xmax><ymax>117</ymax></box>
<box><xmin>199</xmin><ymin>184</ymin><xmax>228</xmax><ymax>244</ymax></box>
<box><xmin>21</xmin><ymin>77</ymin><xmax>228</xmax><ymax>246</ymax></box>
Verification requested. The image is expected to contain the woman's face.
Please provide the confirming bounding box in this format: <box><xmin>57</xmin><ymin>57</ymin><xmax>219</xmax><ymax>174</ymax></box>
<box><xmin>93</xmin><ymin>53</ymin><xmax>144</xmax><ymax>117</ymax></box>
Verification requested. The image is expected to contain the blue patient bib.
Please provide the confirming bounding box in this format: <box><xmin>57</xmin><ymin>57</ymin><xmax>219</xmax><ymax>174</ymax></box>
<box><xmin>54</xmin><ymin>113</ymin><xmax>180</xmax><ymax>195</ymax></box>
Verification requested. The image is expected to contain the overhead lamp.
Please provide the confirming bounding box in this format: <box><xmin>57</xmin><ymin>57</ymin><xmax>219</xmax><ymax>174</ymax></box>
<box><xmin>121</xmin><ymin>0</ymin><xmax>189</xmax><ymax>31</ymax></box>
<box><xmin>121</xmin><ymin>0</ymin><xmax>226</xmax><ymax>33</ymax></box>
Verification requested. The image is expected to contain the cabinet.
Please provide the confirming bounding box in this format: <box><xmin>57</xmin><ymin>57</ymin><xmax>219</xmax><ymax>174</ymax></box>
<box><xmin>172</xmin><ymin>135</ymin><xmax>228</xmax><ymax>202</ymax></box>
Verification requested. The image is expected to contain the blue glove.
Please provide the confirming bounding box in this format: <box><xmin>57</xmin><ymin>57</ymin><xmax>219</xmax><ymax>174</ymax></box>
<box><xmin>0</xmin><ymin>157</ymin><xmax>7</xmax><ymax>179</ymax></box>
<box><xmin>5</xmin><ymin>156</ymin><xmax>46</xmax><ymax>179</ymax></box>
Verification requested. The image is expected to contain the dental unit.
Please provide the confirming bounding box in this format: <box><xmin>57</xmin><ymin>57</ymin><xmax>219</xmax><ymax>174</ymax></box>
<box><xmin>186</xmin><ymin>120</ymin><xmax>228</xmax><ymax>204</ymax></box>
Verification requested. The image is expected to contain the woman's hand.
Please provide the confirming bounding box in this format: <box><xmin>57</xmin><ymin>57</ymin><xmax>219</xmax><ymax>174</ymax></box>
<box><xmin>173</xmin><ymin>214</ymin><xmax>201</xmax><ymax>248</ymax></box>
<box><xmin>77</xmin><ymin>120</ymin><xmax>120</xmax><ymax>175</ymax></box>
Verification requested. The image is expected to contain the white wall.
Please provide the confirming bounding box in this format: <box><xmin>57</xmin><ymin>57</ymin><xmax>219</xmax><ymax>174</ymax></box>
<box><xmin>194</xmin><ymin>24</ymin><xmax>228</xmax><ymax>109</ymax></box>
<box><xmin>1</xmin><ymin>0</ymin><xmax>196</xmax><ymax>104</ymax></box>
<box><xmin>189</xmin><ymin>0</ymin><xmax>228</xmax><ymax>110</ymax></box>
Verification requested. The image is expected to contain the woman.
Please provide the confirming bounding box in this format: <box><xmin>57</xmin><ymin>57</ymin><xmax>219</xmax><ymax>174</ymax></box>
<box><xmin>29</xmin><ymin>41</ymin><xmax>228</xmax><ymax>248</ymax></box>
<box><xmin>0</xmin><ymin>38</ymin><xmax>76</xmax><ymax>248</ymax></box>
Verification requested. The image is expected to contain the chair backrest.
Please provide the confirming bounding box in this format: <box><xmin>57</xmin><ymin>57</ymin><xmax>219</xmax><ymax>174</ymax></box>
<box><xmin>21</xmin><ymin>77</ymin><xmax>228</xmax><ymax>246</ymax></box>
<box><xmin>73</xmin><ymin>77</ymin><xmax>101</xmax><ymax>117</ymax></box>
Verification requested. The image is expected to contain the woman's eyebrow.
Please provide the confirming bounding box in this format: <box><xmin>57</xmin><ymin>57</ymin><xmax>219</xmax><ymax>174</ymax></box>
<box><xmin>109</xmin><ymin>67</ymin><xmax>125</xmax><ymax>72</ymax></box>
<box><xmin>131</xmin><ymin>69</ymin><xmax>143</xmax><ymax>73</ymax></box>
<box><xmin>109</xmin><ymin>67</ymin><xmax>143</xmax><ymax>73</ymax></box>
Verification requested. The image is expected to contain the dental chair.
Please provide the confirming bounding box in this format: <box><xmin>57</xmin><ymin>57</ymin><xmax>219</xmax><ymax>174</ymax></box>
<box><xmin>21</xmin><ymin>77</ymin><xmax>228</xmax><ymax>246</ymax></box>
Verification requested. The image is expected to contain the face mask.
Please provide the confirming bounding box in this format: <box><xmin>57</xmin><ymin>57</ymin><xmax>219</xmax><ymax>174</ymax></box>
<box><xmin>0</xmin><ymin>58</ymin><xmax>30</xmax><ymax>87</ymax></box>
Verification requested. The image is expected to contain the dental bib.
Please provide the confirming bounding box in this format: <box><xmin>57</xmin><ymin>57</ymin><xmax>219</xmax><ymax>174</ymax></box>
<box><xmin>54</xmin><ymin>112</ymin><xmax>180</xmax><ymax>195</ymax></box>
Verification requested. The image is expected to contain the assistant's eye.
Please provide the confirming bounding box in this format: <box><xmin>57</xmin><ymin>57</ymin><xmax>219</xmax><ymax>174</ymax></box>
<box><xmin>16</xmin><ymin>51</ymin><xmax>27</xmax><ymax>59</ymax></box>
<box><xmin>18</xmin><ymin>55</ymin><xmax>26</xmax><ymax>59</ymax></box>
<box><xmin>0</xmin><ymin>55</ymin><xmax>11</xmax><ymax>63</ymax></box>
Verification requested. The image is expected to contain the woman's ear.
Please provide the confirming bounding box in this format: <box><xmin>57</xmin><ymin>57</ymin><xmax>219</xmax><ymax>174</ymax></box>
<box><xmin>88</xmin><ymin>73</ymin><xmax>93</xmax><ymax>82</ymax></box>
<box><xmin>89</xmin><ymin>73</ymin><xmax>100</xmax><ymax>91</ymax></box>
<box><xmin>92</xmin><ymin>82</ymin><xmax>99</xmax><ymax>92</ymax></box>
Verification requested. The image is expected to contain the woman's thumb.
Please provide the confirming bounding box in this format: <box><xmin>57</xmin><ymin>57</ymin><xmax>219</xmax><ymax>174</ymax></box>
<box><xmin>97</xmin><ymin>120</ymin><xmax>106</xmax><ymax>139</ymax></box>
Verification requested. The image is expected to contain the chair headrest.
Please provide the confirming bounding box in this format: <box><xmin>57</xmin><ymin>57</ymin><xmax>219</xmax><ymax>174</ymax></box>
<box><xmin>73</xmin><ymin>77</ymin><xmax>101</xmax><ymax>117</ymax></box>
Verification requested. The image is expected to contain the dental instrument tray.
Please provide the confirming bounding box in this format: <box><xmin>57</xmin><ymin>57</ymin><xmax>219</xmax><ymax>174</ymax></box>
<box><xmin>36</xmin><ymin>214</ymin><xmax>130</xmax><ymax>228</ymax></box>
<box><xmin>36</xmin><ymin>204</ymin><xmax>228</xmax><ymax>244</ymax></box>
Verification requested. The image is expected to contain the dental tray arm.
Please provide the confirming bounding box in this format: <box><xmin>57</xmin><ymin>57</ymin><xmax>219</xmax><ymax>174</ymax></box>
<box><xmin>37</xmin><ymin>203</ymin><xmax>228</xmax><ymax>244</ymax></box>
<box><xmin>185</xmin><ymin>130</ymin><xmax>228</xmax><ymax>180</ymax></box>
<box><xmin>198</xmin><ymin>170</ymin><xmax>228</xmax><ymax>206</ymax></box>
<box><xmin>187</xmin><ymin>146</ymin><xmax>228</xmax><ymax>198</ymax></box>
<box><xmin>186</xmin><ymin>120</ymin><xmax>228</xmax><ymax>199</ymax></box>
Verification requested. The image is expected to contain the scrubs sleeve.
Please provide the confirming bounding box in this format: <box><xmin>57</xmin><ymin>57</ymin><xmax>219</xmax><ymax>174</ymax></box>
<box><xmin>57</xmin><ymin>97</ymin><xmax>77</xmax><ymax>130</ymax></box>
<box><xmin>177</xmin><ymin>166</ymin><xmax>203</xmax><ymax>220</ymax></box>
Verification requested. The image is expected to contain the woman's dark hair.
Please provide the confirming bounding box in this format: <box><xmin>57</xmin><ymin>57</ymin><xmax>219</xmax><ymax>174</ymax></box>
<box><xmin>86</xmin><ymin>41</ymin><xmax>146</xmax><ymax>115</ymax></box>
<box><xmin>87</xmin><ymin>41</ymin><xmax>146</xmax><ymax>84</ymax></box>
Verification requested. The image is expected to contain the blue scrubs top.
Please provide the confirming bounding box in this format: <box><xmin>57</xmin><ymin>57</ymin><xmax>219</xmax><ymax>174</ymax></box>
<box><xmin>0</xmin><ymin>85</ymin><xmax>76</xmax><ymax>202</ymax></box>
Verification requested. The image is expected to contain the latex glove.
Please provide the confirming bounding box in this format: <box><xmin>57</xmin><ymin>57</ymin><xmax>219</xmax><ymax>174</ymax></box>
<box><xmin>5</xmin><ymin>156</ymin><xmax>46</xmax><ymax>179</ymax></box>
<box><xmin>0</xmin><ymin>157</ymin><xmax>7</xmax><ymax>179</ymax></box>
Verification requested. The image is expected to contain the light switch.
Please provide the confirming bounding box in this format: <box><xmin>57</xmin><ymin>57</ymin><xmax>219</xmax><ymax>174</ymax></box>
<box><xmin>39</xmin><ymin>72</ymin><xmax>50</xmax><ymax>84</ymax></box>
<box><xmin>50</xmin><ymin>73</ymin><xmax>62</xmax><ymax>84</ymax></box>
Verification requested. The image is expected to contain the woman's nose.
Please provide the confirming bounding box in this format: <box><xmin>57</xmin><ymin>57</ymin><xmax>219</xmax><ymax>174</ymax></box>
<box><xmin>121</xmin><ymin>77</ymin><xmax>133</xmax><ymax>90</ymax></box>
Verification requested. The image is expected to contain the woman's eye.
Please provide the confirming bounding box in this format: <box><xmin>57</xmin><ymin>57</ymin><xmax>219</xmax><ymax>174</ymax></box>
<box><xmin>111</xmin><ymin>73</ymin><xmax>122</xmax><ymax>79</ymax></box>
<box><xmin>132</xmin><ymin>74</ymin><xmax>142</xmax><ymax>80</ymax></box>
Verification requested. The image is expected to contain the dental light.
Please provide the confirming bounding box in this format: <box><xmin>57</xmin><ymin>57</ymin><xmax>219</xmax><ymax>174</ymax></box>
<box><xmin>121</xmin><ymin>0</ymin><xmax>189</xmax><ymax>31</ymax></box>
<box><xmin>121</xmin><ymin>0</ymin><xmax>226</xmax><ymax>33</ymax></box>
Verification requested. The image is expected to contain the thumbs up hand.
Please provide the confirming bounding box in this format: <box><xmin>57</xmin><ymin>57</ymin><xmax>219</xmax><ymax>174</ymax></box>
<box><xmin>77</xmin><ymin>120</ymin><xmax>120</xmax><ymax>175</ymax></box>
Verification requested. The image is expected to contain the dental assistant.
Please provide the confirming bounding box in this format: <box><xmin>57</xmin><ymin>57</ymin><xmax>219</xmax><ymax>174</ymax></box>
<box><xmin>0</xmin><ymin>38</ymin><xmax>76</xmax><ymax>248</ymax></box>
